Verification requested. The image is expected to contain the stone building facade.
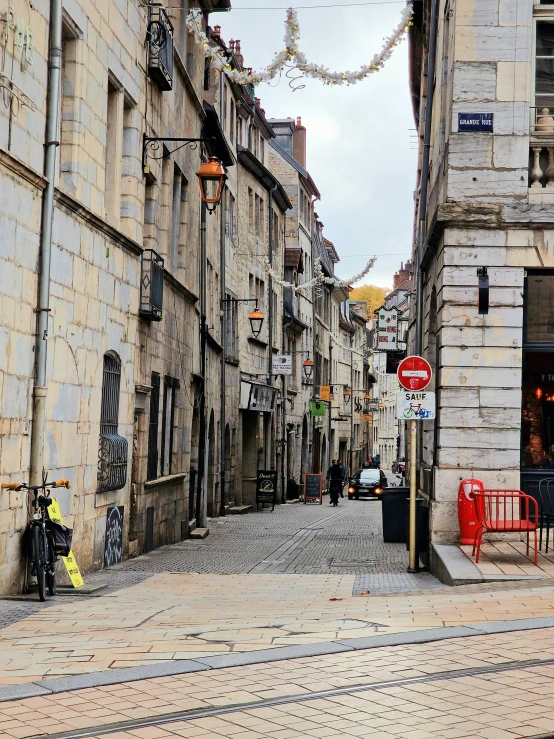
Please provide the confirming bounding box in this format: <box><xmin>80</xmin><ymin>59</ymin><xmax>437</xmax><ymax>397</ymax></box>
<box><xmin>0</xmin><ymin>0</ymin><xmax>231</xmax><ymax>592</ymax></box>
<box><xmin>0</xmin><ymin>1</ymin><xmax>366</xmax><ymax>592</ymax></box>
<box><xmin>409</xmin><ymin>0</ymin><xmax>554</xmax><ymax>544</ymax></box>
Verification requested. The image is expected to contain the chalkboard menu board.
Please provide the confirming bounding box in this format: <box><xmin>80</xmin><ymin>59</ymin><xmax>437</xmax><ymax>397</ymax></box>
<box><xmin>303</xmin><ymin>474</ymin><xmax>323</xmax><ymax>504</ymax></box>
<box><xmin>256</xmin><ymin>470</ymin><xmax>277</xmax><ymax>510</ymax></box>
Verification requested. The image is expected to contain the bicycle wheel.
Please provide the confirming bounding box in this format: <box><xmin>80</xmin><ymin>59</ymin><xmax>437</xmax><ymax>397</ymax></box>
<box><xmin>33</xmin><ymin>525</ymin><xmax>46</xmax><ymax>602</ymax></box>
<box><xmin>45</xmin><ymin>533</ymin><xmax>56</xmax><ymax>596</ymax></box>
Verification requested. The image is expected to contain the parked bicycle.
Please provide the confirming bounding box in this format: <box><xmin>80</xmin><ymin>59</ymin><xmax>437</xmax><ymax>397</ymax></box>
<box><xmin>1</xmin><ymin>476</ymin><xmax>72</xmax><ymax>601</ymax></box>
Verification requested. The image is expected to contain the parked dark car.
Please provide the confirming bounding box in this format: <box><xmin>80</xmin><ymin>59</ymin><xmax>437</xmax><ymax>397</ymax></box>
<box><xmin>347</xmin><ymin>468</ymin><xmax>388</xmax><ymax>500</ymax></box>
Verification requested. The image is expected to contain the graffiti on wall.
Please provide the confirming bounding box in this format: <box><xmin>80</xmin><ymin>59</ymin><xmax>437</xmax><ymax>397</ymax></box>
<box><xmin>104</xmin><ymin>506</ymin><xmax>124</xmax><ymax>568</ymax></box>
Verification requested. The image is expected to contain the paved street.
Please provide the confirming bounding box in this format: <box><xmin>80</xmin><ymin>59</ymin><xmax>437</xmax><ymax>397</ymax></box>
<box><xmin>5</xmin><ymin>484</ymin><xmax>554</xmax><ymax>735</ymax></box>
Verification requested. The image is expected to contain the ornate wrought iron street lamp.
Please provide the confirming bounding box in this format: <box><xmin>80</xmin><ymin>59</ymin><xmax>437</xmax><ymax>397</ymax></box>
<box><xmin>196</xmin><ymin>156</ymin><xmax>227</xmax><ymax>212</ymax></box>
<box><xmin>302</xmin><ymin>357</ymin><xmax>314</xmax><ymax>379</ymax></box>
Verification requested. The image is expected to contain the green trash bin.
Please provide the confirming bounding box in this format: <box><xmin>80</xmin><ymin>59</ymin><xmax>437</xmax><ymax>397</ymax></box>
<box><xmin>381</xmin><ymin>487</ymin><xmax>409</xmax><ymax>543</ymax></box>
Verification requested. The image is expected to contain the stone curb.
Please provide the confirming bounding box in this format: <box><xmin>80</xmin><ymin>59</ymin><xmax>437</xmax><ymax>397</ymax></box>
<box><xmin>4</xmin><ymin>616</ymin><xmax>554</xmax><ymax>702</ymax></box>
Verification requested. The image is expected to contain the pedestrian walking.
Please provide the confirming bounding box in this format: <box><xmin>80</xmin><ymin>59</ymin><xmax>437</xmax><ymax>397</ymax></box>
<box><xmin>326</xmin><ymin>460</ymin><xmax>343</xmax><ymax>506</ymax></box>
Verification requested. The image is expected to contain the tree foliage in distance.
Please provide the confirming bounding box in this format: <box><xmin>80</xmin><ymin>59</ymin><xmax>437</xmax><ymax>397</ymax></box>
<box><xmin>349</xmin><ymin>284</ymin><xmax>388</xmax><ymax>317</ymax></box>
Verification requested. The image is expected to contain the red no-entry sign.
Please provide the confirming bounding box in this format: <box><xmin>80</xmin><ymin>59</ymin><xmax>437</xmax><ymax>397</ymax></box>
<box><xmin>397</xmin><ymin>355</ymin><xmax>432</xmax><ymax>391</ymax></box>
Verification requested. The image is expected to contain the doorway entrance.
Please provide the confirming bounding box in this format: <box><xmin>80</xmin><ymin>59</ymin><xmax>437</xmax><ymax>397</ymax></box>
<box><xmin>521</xmin><ymin>270</ymin><xmax>554</xmax><ymax>502</ymax></box>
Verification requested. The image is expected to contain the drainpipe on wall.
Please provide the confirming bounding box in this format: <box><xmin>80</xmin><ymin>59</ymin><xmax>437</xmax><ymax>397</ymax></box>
<box><xmin>197</xmin><ymin>201</ymin><xmax>208</xmax><ymax>527</ymax></box>
<box><xmin>350</xmin><ymin>335</ymin><xmax>354</xmax><ymax>476</ymax></box>
<box><xmin>29</xmin><ymin>0</ymin><xmax>63</xmax><ymax>487</ymax></box>
<box><xmin>219</xmin><ymin>189</ymin><xmax>227</xmax><ymax>517</ymax></box>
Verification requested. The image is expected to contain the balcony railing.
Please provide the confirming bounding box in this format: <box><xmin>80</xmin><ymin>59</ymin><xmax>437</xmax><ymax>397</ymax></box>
<box><xmin>140</xmin><ymin>249</ymin><xmax>164</xmax><ymax>321</ymax></box>
<box><xmin>147</xmin><ymin>7</ymin><xmax>174</xmax><ymax>91</ymax></box>
<box><xmin>529</xmin><ymin>109</ymin><xmax>554</xmax><ymax>191</ymax></box>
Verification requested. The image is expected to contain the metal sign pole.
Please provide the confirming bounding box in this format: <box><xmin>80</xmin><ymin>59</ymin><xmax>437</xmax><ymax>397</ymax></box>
<box><xmin>408</xmin><ymin>419</ymin><xmax>418</xmax><ymax>572</ymax></box>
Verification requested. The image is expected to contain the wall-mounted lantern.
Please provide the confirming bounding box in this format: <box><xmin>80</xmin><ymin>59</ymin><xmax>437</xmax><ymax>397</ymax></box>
<box><xmin>477</xmin><ymin>267</ymin><xmax>489</xmax><ymax>315</ymax></box>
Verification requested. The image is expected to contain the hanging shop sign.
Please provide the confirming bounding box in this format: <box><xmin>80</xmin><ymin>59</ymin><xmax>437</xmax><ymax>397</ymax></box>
<box><xmin>272</xmin><ymin>355</ymin><xmax>293</xmax><ymax>375</ymax></box>
<box><xmin>396</xmin><ymin>391</ymin><xmax>436</xmax><ymax>420</ymax></box>
<box><xmin>256</xmin><ymin>470</ymin><xmax>277</xmax><ymax>510</ymax></box>
<box><xmin>311</xmin><ymin>400</ymin><xmax>326</xmax><ymax>417</ymax></box>
<box><xmin>386</xmin><ymin>351</ymin><xmax>406</xmax><ymax>374</ymax></box>
<box><xmin>319</xmin><ymin>385</ymin><xmax>331</xmax><ymax>402</ymax></box>
<box><xmin>458</xmin><ymin>113</ymin><xmax>493</xmax><ymax>133</ymax></box>
<box><xmin>367</xmin><ymin>400</ymin><xmax>380</xmax><ymax>412</ymax></box>
<box><xmin>239</xmin><ymin>381</ymin><xmax>276</xmax><ymax>412</ymax></box>
<box><xmin>377</xmin><ymin>306</ymin><xmax>399</xmax><ymax>351</ymax></box>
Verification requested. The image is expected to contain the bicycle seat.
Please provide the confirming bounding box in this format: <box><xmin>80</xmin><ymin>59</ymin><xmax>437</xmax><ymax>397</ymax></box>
<box><xmin>38</xmin><ymin>496</ymin><xmax>53</xmax><ymax>507</ymax></box>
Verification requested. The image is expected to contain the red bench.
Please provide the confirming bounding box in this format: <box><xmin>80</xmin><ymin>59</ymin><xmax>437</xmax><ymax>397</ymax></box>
<box><xmin>472</xmin><ymin>490</ymin><xmax>539</xmax><ymax>566</ymax></box>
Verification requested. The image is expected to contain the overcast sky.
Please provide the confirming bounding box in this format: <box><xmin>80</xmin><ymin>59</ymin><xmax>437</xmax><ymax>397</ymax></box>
<box><xmin>216</xmin><ymin>0</ymin><xmax>417</xmax><ymax>289</ymax></box>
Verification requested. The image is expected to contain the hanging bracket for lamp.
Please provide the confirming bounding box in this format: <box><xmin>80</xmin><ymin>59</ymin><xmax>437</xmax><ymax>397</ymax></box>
<box><xmin>477</xmin><ymin>267</ymin><xmax>489</xmax><ymax>314</ymax></box>
<box><xmin>142</xmin><ymin>134</ymin><xmax>217</xmax><ymax>173</ymax></box>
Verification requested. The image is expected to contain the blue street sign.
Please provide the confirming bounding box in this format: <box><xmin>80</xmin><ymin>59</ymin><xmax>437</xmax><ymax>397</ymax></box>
<box><xmin>458</xmin><ymin>113</ymin><xmax>493</xmax><ymax>132</ymax></box>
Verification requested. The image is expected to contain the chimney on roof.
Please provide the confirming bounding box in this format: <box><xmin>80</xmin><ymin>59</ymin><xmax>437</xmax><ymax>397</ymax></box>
<box><xmin>229</xmin><ymin>39</ymin><xmax>235</xmax><ymax>52</ymax></box>
<box><xmin>234</xmin><ymin>39</ymin><xmax>244</xmax><ymax>68</ymax></box>
<box><xmin>213</xmin><ymin>25</ymin><xmax>221</xmax><ymax>38</ymax></box>
<box><xmin>392</xmin><ymin>260</ymin><xmax>412</xmax><ymax>289</ymax></box>
<box><xmin>293</xmin><ymin>116</ymin><xmax>306</xmax><ymax>168</ymax></box>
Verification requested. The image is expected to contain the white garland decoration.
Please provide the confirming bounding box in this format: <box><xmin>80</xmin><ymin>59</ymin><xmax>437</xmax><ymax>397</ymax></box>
<box><xmin>262</xmin><ymin>255</ymin><xmax>377</xmax><ymax>293</ymax></box>
<box><xmin>186</xmin><ymin>6</ymin><xmax>412</xmax><ymax>88</ymax></box>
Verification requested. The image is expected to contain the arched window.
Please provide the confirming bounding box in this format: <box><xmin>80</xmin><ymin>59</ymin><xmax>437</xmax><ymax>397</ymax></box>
<box><xmin>97</xmin><ymin>353</ymin><xmax>128</xmax><ymax>493</ymax></box>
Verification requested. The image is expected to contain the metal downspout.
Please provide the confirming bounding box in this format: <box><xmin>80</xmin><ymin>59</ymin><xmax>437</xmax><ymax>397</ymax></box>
<box><xmin>29</xmin><ymin>0</ymin><xmax>63</xmax><ymax>486</ymax></box>
<box><xmin>197</xmin><ymin>201</ymin><xmax>207</xmax><ymax>526</ymax></box>
<box><xmin>219</xmin><ymin>190</ymin><xmax>226</xmax><ymax>517</ymax></box>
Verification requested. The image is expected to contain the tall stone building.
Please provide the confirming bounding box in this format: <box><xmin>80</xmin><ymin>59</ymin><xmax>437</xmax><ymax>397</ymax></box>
<box><xmin>0</xmin><ymin>1</ymin><xmax>367</xmax><ymax>592</ymax></box>
<box><xmin>409</xmin><ymin>0</ymin><xmax>554</xmax><ymax>544</ymax></box>
<box><xmin>0</xmin><ymin>0</ymin><xmax>231</xmax><ymax>592</ymax></box>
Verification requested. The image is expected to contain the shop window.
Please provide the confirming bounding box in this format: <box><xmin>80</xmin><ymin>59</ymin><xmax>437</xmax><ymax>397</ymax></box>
<box><xmin>522</xmin><ymin>353</ymin><xmax>554</xmax><ymax>469</ymax></box>
<box><xmin>522</xmin><ymin>271</ymin><xmax>554</xmax><ymax>470</ymax></box>
<box><xmin>525</xmin><ymin>272</ymin><xmax>554</xmax><ymax>342</ymax></box>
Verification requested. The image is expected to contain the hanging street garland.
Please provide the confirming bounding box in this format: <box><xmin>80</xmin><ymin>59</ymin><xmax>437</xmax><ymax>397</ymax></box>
<box><xmin>262</xmin><ymin>255</ymin><xmax>377</xmax><ymax>294</ymax></box>
<box><xmin>186</xmin><ymin>5</ymin><xmax>413</xmax><ymax>88</ymax></box>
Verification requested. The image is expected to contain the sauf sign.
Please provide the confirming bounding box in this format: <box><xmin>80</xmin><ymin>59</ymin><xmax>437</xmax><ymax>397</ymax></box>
<box><xmin>397</xmin><ymin>391</ymin><xmax>436</xmax><ymax>420</ymax></box>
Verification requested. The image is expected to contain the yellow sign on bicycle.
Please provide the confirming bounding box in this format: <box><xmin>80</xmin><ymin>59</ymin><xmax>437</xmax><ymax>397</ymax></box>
<box><xmin>48</xmin><ymin>498</ymin><xmax>84</xmax><ymax>588</ymax></box>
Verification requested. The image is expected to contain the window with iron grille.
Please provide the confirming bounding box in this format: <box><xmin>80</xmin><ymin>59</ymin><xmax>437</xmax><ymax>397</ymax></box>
<box><xmin>140</xmin><ymin>249</ymin><xmax>164</xmax><ymax>321</ymax></box>
<box><xmin>147</xmin><ymin>374</ymin><xmax>160</xmax><ymax>481</ymax></box>
<box><xmin>97</xmin><ymin>353</ymin><xmax>128</xmax><ymax>493</ymax></box>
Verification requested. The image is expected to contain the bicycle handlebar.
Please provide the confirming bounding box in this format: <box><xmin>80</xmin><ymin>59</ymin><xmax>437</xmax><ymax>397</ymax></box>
<box><xmin>2</xmin><ymin>479</ymin><xmax>71</xmax><ymax>491</ymax></box>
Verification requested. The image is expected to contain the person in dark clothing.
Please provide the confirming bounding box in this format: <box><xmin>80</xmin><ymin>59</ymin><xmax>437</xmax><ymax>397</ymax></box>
<box><xmin>327</xmin><ymin>460</ymin><xmax>345</xmax><ymax>503</ymax></box>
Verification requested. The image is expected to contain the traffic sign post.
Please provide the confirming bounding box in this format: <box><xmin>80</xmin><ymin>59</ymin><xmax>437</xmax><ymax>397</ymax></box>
<box><xmin>397</xmin><ymin>355</ymin><xmax>432</xmax><ymax>391</ymax></box>
<box><xmin>396</xmin><ymin>356</ymin><xmax>432</xmax><ymax>573</ymax></box>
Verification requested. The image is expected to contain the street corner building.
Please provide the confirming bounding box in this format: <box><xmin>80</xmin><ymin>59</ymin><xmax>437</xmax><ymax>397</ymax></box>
<box><xmin>0</xmin><ymin>1</ymin><xmax>368</xmax><ymax>593</ymax></box>
<box><xmin>409</xmin><ymin>0</ymin><xmax>554</xmax><ymax>546</ymax></box>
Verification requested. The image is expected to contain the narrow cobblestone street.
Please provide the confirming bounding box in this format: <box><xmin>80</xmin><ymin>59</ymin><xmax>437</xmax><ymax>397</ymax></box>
<box><xmin>107</xmin><ymin>477</ymin><xmax>443</xmax><ymax>594</ymax></box>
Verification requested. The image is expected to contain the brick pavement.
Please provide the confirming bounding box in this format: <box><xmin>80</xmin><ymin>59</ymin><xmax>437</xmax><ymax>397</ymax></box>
<box><xmin>3</xmin><ymin>628</ymin><xmax>554</xmax><ymax>737</ymax></box>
